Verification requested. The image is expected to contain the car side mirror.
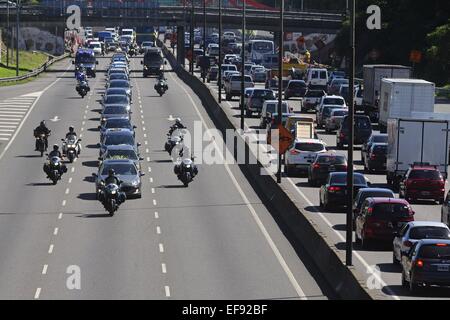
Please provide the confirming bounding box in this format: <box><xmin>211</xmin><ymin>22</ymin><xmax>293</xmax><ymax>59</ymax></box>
<box><xmin>139</xmin><ymin>157</ymin><xmax>144</xmax><ymax>161</ymax></box>
<box><xmin>72</xmin><ymin>61</ymin><xmax>75</xmax><ymax>64</ymax></box>
<box><xmin>98</xmin><ymin>125</ymin><xmax>101</xmax><ymax>129</ymax></box>
<box><xmin>97</xmin><ymin>143</ymin><xmax>101</xmax><ymax>147</ymax></box>
<box><xmin>98</xmin><ymin>157</ymin><xmax>102</xmax><ymax>161</ymax></box>
<box><xmin>92</xmin><ymin>173</ymin><xmax>98</xmax><ymax>178</ymax></box>
<box><xmin>137</xmin><ymin>143</ymin><xmax>141</xmax><ymax>147</ymax></box>
<box><xmin>133</xmin><ymin>125</ymin><xmax>137</xmax><ymax>129</ymax></box>
<box><xmin>96</xmin><ymin>61</ymin><xmax>99</xmax><ymax>65</ymax></box>
<box><xmin>61</xmin><ymin>139</ymin><xmax>65</xmax><ymax>142</ymax></box>
<box><xmin>140</xmin><ymin>61</ymin><xmax>143</xmax><ymax>65</ymax></box>
<box><xmin>140</xmin><ymin>173</ymin><xmax>145</xmax><ymax>177</ymax></box>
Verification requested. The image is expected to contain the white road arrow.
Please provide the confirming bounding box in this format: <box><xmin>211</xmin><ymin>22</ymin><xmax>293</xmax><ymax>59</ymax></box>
<box><xmin>49</xmin><ymin>116</ymin><xmax>60</xmax><ymax>122</ymax></box>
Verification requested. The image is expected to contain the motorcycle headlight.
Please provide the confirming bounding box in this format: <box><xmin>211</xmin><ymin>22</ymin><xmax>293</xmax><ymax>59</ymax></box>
<box><xmin>67</xmin><ymin>144</ymin><xmax>75</xmax><ymax>149</ymax></box>
<box><xmin>185</xmin><ymin>165</ymin><xmax>191</xmax><ymax>168</ymax></box>
<box><xmin>100</xmin><ymin>181</ymin><xmax>105</xmax><ymax>186</ymax></box>
<box><xmin>111</xmin><ymin>190</ymin><xmax>117</xmax><ymax>195</ymax></box>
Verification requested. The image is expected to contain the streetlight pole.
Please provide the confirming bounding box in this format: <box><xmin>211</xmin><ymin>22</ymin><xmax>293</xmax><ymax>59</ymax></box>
<box><xmin>189</xmin><ymin>0</ymin><xmax>194</xmax><ymax>74</ymax></box>
<box><xmin>346</xmin><ymin>0</ymin><xmax>355</xmax><ymax>267</ymax></box>
<box><xmin>16</xmin><ymin>0</ymin><xmax>20</xmax><ymax>77</ymax></box>
<box><xmin>6</xmin><ymin>0</ymin><xmax>10</xmax><ymax>67</ymax></box>
<box><xmin>202</xmin><ymin>0</ymin><xmax>206</xmax><ymax>83</ymax></box>
<box><xmin>218</xmin><ymin>0</ymin><xmax>222</xmax><ymax>103</ymax></box>
<box><xmin>277</xmin><ymin>0</ymin><xmax>284</xmax><ymax>184</ymax></box>
<box><xmin>240</xmin><ymin>0</ymin><xmax>246</xmax><ymax>131</ymax></box>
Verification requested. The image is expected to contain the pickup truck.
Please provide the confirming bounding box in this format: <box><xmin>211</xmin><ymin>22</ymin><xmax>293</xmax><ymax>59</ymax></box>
<box><xmin>225</xmin><ymin>75</ymin><xmax>255</xmax><ymax>101</ymax></box>
<box><xmin>301</xmin><ymin>89</ymin><xmax>326</xmax><ymax>113</ymax></box>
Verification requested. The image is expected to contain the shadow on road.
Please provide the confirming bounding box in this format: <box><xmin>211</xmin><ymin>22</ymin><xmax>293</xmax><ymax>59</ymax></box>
<box><xmin>26</xmin><ymin>182</ymin><xmax>54</xmax><ymax>186</ymax></box>
<box><xmin>158</xmin><ymin>185</ymin><xmax>186</xmax><ymax>189</ymax></box>
<box><xmin>16</xmin><ymin>155</ymin><xmax>42</xmax><ymax>158</ymax></box>
<box><xmin>82</xmin><ymin>161</ymin><xmax>99</xmax><ymax>168</ymax></box>
<box><xmin>77</xmin><ymin>193</ymin><xmax>97</xmax><ymax>201</ymax></box>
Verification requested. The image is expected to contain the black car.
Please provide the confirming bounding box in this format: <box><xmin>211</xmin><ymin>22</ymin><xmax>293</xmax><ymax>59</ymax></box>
<box><xmin>284</xmin><ymin>80</ymin><xmax>307</xmax><ymax>99</ymax></box>
<box><xmin>99</xmin><ymin>117</ymin><xmax>136</xmax><ymax>140</ymax></box>
<box><xmin>361</xmin><ymin>133</ymin><xmax>388</xmax><ymax>164</ymax></box>
<box><xmin>401</xmin><ymin>239</ymin><xmax>450</xmax><ymax>293</ymax></box>
<box><xmin>319</xmin><ymin>172</ymin><xmax>369</xmax><ymax>210</ymax></box>
<box><xmin>364</xmin><ymin>143</ymin><xmax>387</xmax><ymax>172</ymax></box>
<box><xmin>245</xmin><ymin>89</ymin><xmax>275</xmax><ymax>117</ymax></box>
<box><xmin>100</xmin><ymin>105</ymin><xmax>131</xmax><ymax>122</ymax></box>
<box><xmin>336</xmin><ymin>115</ymin><xmax>372</xmax><ymax>149</ymax></box>
<box><xmin>207</xmin><ymin>66</ymin><xmax>219</xmax><ymax>83</ymax></box>
<box><xmin>308</xmin><ymin>153</ymin><xmax>347</xmax><ymax>187</ymax></box>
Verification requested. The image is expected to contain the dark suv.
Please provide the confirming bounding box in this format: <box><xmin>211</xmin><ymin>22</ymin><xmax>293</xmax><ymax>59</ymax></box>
<box><xmin>284</xmin><ymin>80</ymin><xmax>307</xmax><ymax>99</ymax></box>
<box><xmin>245</xmin><ymin>89</ymin><xmax>275</xmax><ymax>117</ymax></box>
<box><xmin>363</xmin><ymin>143</ymin><xmax>387</xmax><ymax>172</ymax></box>
<box><xmin>308</xmin><ymin>153</ymin><xmax>347</xmax><ymax>187</ymax></box>
<box><xmin>399</xmin><ymin>165</ymin><xmax>445</xmax><ymax>204</ymax></box>
<box><xmin>336</xmin><ymin>115</ymin><xmax>372</xmax><ymax>149</ymax></box>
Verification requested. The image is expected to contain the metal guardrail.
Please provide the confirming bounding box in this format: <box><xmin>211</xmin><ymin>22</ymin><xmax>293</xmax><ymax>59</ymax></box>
<box><xmin>0</xmin><ymin>52</ymin><xmax>69</xmax><ymax>83</ymax></box>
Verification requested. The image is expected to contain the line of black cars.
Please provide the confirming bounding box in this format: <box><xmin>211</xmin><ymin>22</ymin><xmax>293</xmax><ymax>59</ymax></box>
<box><xmin>92</xmin><ymin>52</ymin><xmax>145</xmax><ymax>200</ymax></box>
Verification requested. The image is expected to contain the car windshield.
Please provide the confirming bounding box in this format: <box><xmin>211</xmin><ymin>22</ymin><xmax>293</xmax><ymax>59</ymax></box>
<box><xmin>359</xmin><ymin>192</ymin><xmax>393</xmax><ymax>205</ymax></box>
<box><xmin>372</xmin><ymin>203</ymin><xmax>411</xmax><ymax>219</ymax></box>
<box><xmin>373</xmin><ymin>135</ymin><xmax>388</xmax><ymax>143</ymax></box>
<box><xmin>323</xmin><ymin>98</ymin><xmax>344</xmax><ymax>105</ymax></box>
<box><xmin>409</xmin><ymin>169</ymin><xmax>442</xmax><ymax>180</ymax></box>
<box><xmin>265</xmin><ymin>103</ymin><xmax>288</xmax><ymax>114</ymax></box>
<box><xmin>109</xmin><ymin>74</ymin><xmax>128</xmax><ymax>80</ymax></box>
<box><xmin>306</xmin><ymin>91</ymin><xmax>324</xmax><ymax>97</ymax></box>
<box><xmin>332</xmin><ymin>110</ymin><xmax>348</xmax><ymax>117</ymax></box>
<box><xmin>106</xmin><ymin>150</ymin><xmax>138</xmax><ymax>160</ymax></box>
<box><xmin>102</xmin><ymin>163</ymin><xmax>137</xmax><ymax>175</ymax></box>
<box><xmin>103</xmin><ymin>106</ymin><xmax>127</xmax><ymax>115</ymax></box>
<box><xmin>104</xmin><ymin>96</ymin><xmax>128</xmax><ymax>104</ymax></box>
<box><xmin>231</xmin><ymin>76</ymin><xmax>253</xmax><ymax>82</ymax></box>
<box><xmin>110</xmin><ymin>81</ymin><xmax>130</xmax><ymax>89</ymax></box>
<box><xmin>356</xmin><ymin>118</ymin><xmax>372</xmax><ymax>129</ymax></box>
<box><xmin>104</xmin><ymin>134</ymin><xmax>134</xmax><ymax>146</ymax></box>
<box><xmin>289</xmin><ymin>81</ymin><xmax>306</xmax><ymax>89</ymax></box>
<box><xmin>295</xmin><ymin>143</ymin><xmax>325</xmax><ymax>152</ymax></box>
<box><xmin>252</xmin><ymin>90</ymin><xmax>275</xmax><ymax>99</ymax></box>
<box><xmin>372</xmin><ymin>145</ymin><xmax>387</xmax><ymax>154</ymax></box>
<box><xmin>331</xmin><ymin>174</ymin><xmax>366</xmax><ymax>185</ymax></box>
<box><xmin>105</xmin><ymin>119</ymin><xmax>131</xmax><ymax>129</ymax></box>
<box><xmin>419</xmin><ymin>244</ymin><xmax>450</xmax><ymax>259</ymax></box>
<box><xmin>317</xmin><ymin>155</ymin><xmax>346</xmax><ymax>165</ymax></box>
<box><xmin>333</xmin><ymin>79</ymin><xmax>348</xmax><ymax>86</ymax></box>
<box><xmin>409</xmin><ymin>227</ymin><xmax>450</xmax><ymax>240</ymax></box>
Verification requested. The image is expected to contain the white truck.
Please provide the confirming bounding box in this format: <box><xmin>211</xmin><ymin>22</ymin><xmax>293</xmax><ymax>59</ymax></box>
<box><xmin>362</xmin><ymin>65</ymin><xmax>411</xmax><ymax>119</ymax></box>
<box><xmin>225</xmin><ymin>75</ymin><xmax>254</xmax><ymax>101</ymax></box>
<box><xmin>386</xmin><ymin>118</ymin><xmax>450</xmax><ymax>189</ymax></box>
<box><xmin>379</xmin><ymin>78</ymin><xmax>435</xmax><ymax>132</ymax></box>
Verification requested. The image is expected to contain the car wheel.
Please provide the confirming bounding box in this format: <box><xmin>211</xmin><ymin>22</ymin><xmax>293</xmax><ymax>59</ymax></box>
<box><xmin>361</xmin><ymin>232</ymin><xmax>370</xmax><ymax>249</ymax></box>
<box><xmin>393</xmin><ymin>251</ymin><xmax>400</xmax><ymax>264</ymax></box>
<box><xmin>409</xmin><ymin>279</ymin><xmax>419</xmax><ymax>294</ymax></box>
<box><xmin>438</xmin><ymin>198</ymin><xmax>444</xmax><ymax>205</ymax></box>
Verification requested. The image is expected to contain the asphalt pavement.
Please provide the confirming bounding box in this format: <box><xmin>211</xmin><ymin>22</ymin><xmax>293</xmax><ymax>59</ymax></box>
<box><xmin>0</xmin><ymin>54</ymin><xmax>330</xmax><ymax>299</ymax></box>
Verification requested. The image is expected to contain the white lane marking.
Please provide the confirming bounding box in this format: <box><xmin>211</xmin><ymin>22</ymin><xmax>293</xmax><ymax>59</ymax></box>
<box><xmin>0</xmin><ymin>108</ymin><xmax>30</xmax><ymax>111</ymax></box>
<box><xmin>53</xmin><ymin>227</ymin><xmax>59</xmax><ymax>236</ymax></box>
<box><xmin>156</xmin><ymin>226</ymin><xmax>161</xmax><ymax>234</ymax></box>
<box><xmin>62</xmin><ymin>200</ymin><xmax>66</xmax><ymax>207</ymax></box>
<box><xmin>82</xmin><ymin>121</ymin><xmax>85</xmax><ymax>125</ymax></box>
<box><xmin>0</xmin><ymin>122</ymin><xmax>19</xmax><ymax>125</ymax></box>
<box><xmin>142</xmin><ymin>127</ymin><xmax>146</xmax><ymax>131</ymax></box>
<box><xmin>153</xmin><ymin>199</ymin><xmax>157</xmax><ymax>206</ymax></box>
<box><xmin>0</xmin><ymin>63</ymin><xmax>72</xmax><ymax>163</ymax></box>
<box><xmin>142</xmin><ymin>120</ymin><xmax>145</xmax><ymax>125</ymax></box>
<box><xmin>48</xmin><ymin>244</ymin><xmax>54</xmax><ymax>254</ymax></box>
<box><xmin>0</xmin><ymin>138</ymin><xmax>9</xmax><ymax>141</ymax></box>
<box><xmin>161</xmin><ymin>263</ymin><xmax>167</xmax><ymax>274</ymax></box>
<box><xmin>0</xmin><ymin>115</ymin><xmax>22</xmax><ymax>119</ymax></box>
<box><xmin>159</xmin><ymin>243</ymin><xmax>164</xmax><ymax>253</ymax></box>
<box><xmin>155</xmin><ymin>211</ymin><xmax>159</xmax><ymax>219</ymax></box>
<box><xmin>71</xmin><ymin>167</ymin><xmax>75</xmax><ymax>173</ymax></box>
<box><xmin>58</xmin><ymin>213</ymin><xmax>63</xmax><ymax>220</ymax></box>
<box><xmin>65</xmin><ymin>188</ymin><xmax>70</xmax><ymax>195</ymax></box>
<box><xmin>0</xmin><ymin>110</ymin><xmax>26</xmax><ymax>114</ymax></box>
<box><xmin>42</xmin><ymin>264</ymin><xmax>48</xmax><ymax>275</ymax></box>
<box><xmin>170</xmin><ymin>73</ymin><xmax>307</xmax><ymax>300</ymax></box>
<box><xmin>141</xmin><ymin>115</ymin><xmax>144</xmax><ymax>119</ymax></box>
<box><xmin>34</xmin><ymin>288</ymin><xmax>41</xmax><ymax>299</ymax></box>
<box><xmin>151</xmin><ymin>188</ymin><xmax>155</xmax><ymax>194</ymax></box>
<box><xmin>81</xmin><ymin>127</ymin><xmax>84</xmax><ymax>132</ymax></box>
<box><xmin>0</xmin><ymin>129</ymin><xmax>14</xmax><ymax>132</ymax></box>
<box><xmin>0</xmin><ymin>133</ymin><xmax>12</xmax><ymax>136</ymax></box>
<box><xmin>285</xmin><ymin>178</ymin><xmax>400</xmax><ymax>300</ymax></box>
<box><xmin>144</xmin><ymin>141</ymin><xmax>148</xmax><ymax>145</ymax></box>
<box><xmin>150</xmin><ymin>177</ymin><xmax>153</xmax><ymax>183</ymax></box>
<box><xmin>143</xmin><ymin>133</ymin><xmax>147</xmax><ymax>138</ymax></box>
<box><xmin>68</xmin><ymin>177</ymin><xmax>72</xmax><ymax>184</ymax></box>
<box><xmin>145</xmin><ymin>148</ymin><xmax>149</xmax><ymax>153</ymax></box>
<box><xmin>148</xmin><ymin>167</ymin><xmax>151</xmax><ymax>172</ymax></box>
<box><xmin>147</xmin><ymin>157</ymin><xmax>151</xmax><ymax>162</ymax></box>
<box><xmin>140</xmin><ymin>110</ymin><xmax>143</xmax><ymax>114</ymax></box>
<box><xmin>164</xmin><ymin>286</ymin><xmax>171</xmax><ymax>297</ymax></box>
<box><xmin>79</xmin><ymin>133</ymin><xmax>83</xmax><ymax>138</ymax></box>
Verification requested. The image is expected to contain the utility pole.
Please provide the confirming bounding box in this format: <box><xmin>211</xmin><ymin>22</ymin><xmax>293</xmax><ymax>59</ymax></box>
<box><xmin>189</xmin><ymin>0</ymin><xmax>194</xmax><ymax>74</ymax></box>
<box><xmin>277</xmin><ymin>0</ymin><xmax>284</xmax><ymax>184</ymax></box>
<box><xmin>345</xmin><ymin>0</ymin><xmax>355</xmax><ymax>267</ymax></box>
<box><xmin>202</xmin><ymin>0</ymin><xmax>206</xmax><ymax>83</ymax></box>
<box><xmin>240</xmin><ymin>0</ymin><xmax>246</xmax><ymax>131</ymax></box>
<box><xmin>218</xmin><ymin>0</ymin><xmax>222</xmax><ymax>103</ymax></box>
<box><xmin>16</xmin><ymin>0</ymin><xmax>20</xmax><ymax>77</ymax></box>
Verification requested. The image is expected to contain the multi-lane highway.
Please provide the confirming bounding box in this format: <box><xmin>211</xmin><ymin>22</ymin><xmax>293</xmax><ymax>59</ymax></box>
<box><xmin>0</xmin><ymin>55</ymin><xmax>333</xmax><ymax>299</ymax></box>
<box><xmin>179</xmin><ymin>46</ymin><xmax>450</xmax><ymax>300</ymax></box>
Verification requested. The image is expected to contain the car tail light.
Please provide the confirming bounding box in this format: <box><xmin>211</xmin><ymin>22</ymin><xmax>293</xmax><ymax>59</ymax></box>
<box><xmin>416</xmin><ymin>259</ymin><xmax>424</xmax><ymax>268</ymax></box>
<box><xmin>436</xmin><ymin>243</ymin><xmax>448</xmax><ymax>247</ymax></box>
<box><xmin>341</xmin><ymin>165</ymin><xmax>348</xmax><ymax>170</ymax></box>
<box><xmin>339</xmin><ymin>132</ymin><xmax>345</xmax><ymax>138</ymax></box>
<box><xmin>313</xmin><ymin>163</ymin><xmax>320</xmax><ymax>169</ymax></box>
<box><xmin>403</xmin><ymin>240</ymin><xmax>413</xmax><ymax>248</ymax></box>
<box><xmin>290</xmin><ymin>149</ymin><xmax>300</xmax><ymax>155</ymax></box>
<box><xmin>370</xmin><ymin>153</ymin><xmax>376</xmax><ymax>160</ymax></box>
<box><xmin>328</xmin><ymin>186</ymin><xmax>341</xmax><ymax>192</ymax></box>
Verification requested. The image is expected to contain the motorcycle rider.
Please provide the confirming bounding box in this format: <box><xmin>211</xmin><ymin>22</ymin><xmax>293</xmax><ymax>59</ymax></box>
<box><xmin>100</xmin><ymin>169</ymin><xmax>126</xmax><ymax>205</ymax></box>
<box><xmin>168</xmin><ymin>118</ymin><xmax>186</xmax><ymax>137</ymax></box>
<box><xmin>44</xmin><ymin>144</ymin><xmax>67</xmax><ymax>177</ymax></box>
<box><xmin>154</xmin><ymin>72</ymin><xmax>168</xmax><ymax>94</ymax></box>
<box><xmin>34</xmin><ymin>120</ymin><xmax>51</xmax><ymax>151</ymax></box>
<box><xmin>63</xmin><ymin>126</ymin><xmax>81</xmax><ymax>155</ymax></box>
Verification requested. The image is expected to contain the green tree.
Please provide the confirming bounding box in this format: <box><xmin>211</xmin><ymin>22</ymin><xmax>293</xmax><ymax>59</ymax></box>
<box><xmin>426</xmin><ymin>20</ymin><xmax>450</xmax><ymax>85</ymax></box>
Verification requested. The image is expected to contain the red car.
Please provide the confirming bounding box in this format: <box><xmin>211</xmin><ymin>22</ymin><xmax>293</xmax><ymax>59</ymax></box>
<box><xmin>355</xmin><ymin>197</ymin><xmax>414</xmax><ymax>248</ymax></box>
<box><xmin>399</xmin><ymin>165</ymin><xmax>445</xmax><ymax>204</ymax></box>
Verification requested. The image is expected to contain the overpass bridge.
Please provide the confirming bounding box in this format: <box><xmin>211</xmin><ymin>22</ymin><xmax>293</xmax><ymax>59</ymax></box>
<box><xmin>0</xmin><ymin>1</ymin><xmax>345</xmax><ymax>34</ymax></box>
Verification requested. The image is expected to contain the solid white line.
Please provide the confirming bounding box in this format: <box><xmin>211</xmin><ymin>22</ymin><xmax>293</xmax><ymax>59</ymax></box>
<box><xmin>54</xmin><ymin>227</ymin><xmax>59</xmax><ymax>236</ymax></box>
<box><xmin>156</xmin><ymin>226</ymin><xmax>161</xmax><ymax>234</ymax></box>
<box><xmin>155</xmin><ymin>211</ymin><xmax>159</xmax><ymax>218</ymax></box>
<box><xmin>42</xmin><ymin>264</ymin><xmax>48</xmax><ymax>275</ymax></box>
<box><xmin>159</xmin><ymin>243</ymin><xmax>164</xmax><ymax>253</ymax></box>
<box><xmin>48</xmin><ymin>244</ymin><xmax>54</xmax><ymax>254</ymax></box>
<box><xmin>161</xmin><ymin>263</ymin><xmax>167</xmax><ymax>274</ymax></box>
<box><xmin>170</xmin><ymin>72</ymin><xmax>307</xmax><ymax>300</ymax></box>
<box><xmin>164</xmin><ymin>286</ymin><xmax>170</xmax><ymax>297</ymax></box>
<box><xmin>0</xmin><ymin>62</ymin><xmax>72</xmax><ymax>163</ymax></box>
<box><xmin>34</xmin><ymin>288</ymin><xmax>41</xmax><ymax>299</ymax></box>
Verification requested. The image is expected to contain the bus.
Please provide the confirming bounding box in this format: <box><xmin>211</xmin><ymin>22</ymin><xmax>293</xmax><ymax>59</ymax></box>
<box><xmin>245</xmin><ymin>40</ymin><xmax>275</xmax><ymax>65</ymax></box>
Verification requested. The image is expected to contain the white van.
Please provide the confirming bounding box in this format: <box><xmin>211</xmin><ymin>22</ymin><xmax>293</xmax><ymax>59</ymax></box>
<box><xmin>306</xmin><ymin>68</ymin><xmax>328</xmax><ymax>90</ymax></box>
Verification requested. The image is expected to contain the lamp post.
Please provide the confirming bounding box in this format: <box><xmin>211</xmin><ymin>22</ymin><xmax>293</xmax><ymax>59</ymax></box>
<box><xmin>277</xmin><ymin>0</ymin><xmax>284</xmax><ymax>184</ymax></box>
<box><xmin>6</xmin><ymin>0</ymin><xmax>10</xmax><ymax>67</ymax></box>
<box><xmin>189</xmin><ymin>0</ymin><xmax>194</xmax><ymax>74</ymax></box>
<box><xmin>240</xmin><ymin>0</ymin><xmax>246</xmax><ymax>131</ymax></box>
<box><xmin>16</xmin><ymin>0</ymin><xmax>20</xmax><ymax>77</ymax></box>
<box><xmin>202</xmin><ymin>0</ymin><xmax>206</xmax><ymax>83</ymax></box>
<box><xmin>345</xmin><ymin>0</ymin><xmax>355</xmax><ymax>267</ymax></box>
<box><xmin>218</xmin><ymin>0</ymin><xmax>222</xmax><ymax>103</ymax></box>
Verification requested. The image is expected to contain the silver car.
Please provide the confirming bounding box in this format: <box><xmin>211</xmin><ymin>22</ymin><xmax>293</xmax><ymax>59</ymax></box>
<box><xmin>325</xmin><ymin>109</ymin><xmax>349</xmax><ymax>133</ymax></box>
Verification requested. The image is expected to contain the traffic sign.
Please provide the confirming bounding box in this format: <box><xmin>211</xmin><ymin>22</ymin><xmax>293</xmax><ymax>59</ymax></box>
<box><xmin>269</xmin><ymin>124</ymin><xmax>293</xmax><ymax>154</ymax></box>
<box><xmin>409</xmin><ymin>50</ymin><xmax>422</xmax><ymax>64</ymax></box>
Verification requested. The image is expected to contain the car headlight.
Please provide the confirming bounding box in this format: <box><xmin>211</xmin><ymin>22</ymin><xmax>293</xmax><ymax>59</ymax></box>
<box><xmin>132</xmin><ymin>180</ymin><xmax>139</xmax><ymax>186</ymax></box>
<box><xmin>100</xmin><ymin>181</ymin><xmax>105</xmax><ymax>186</ymax></box>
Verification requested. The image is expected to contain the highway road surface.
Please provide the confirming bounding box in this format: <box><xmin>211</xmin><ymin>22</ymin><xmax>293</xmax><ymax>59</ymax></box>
<box><xmin>0</xmin><ymin>55</ymin><xmax>332</xmax><ymax>299</ymax></box>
